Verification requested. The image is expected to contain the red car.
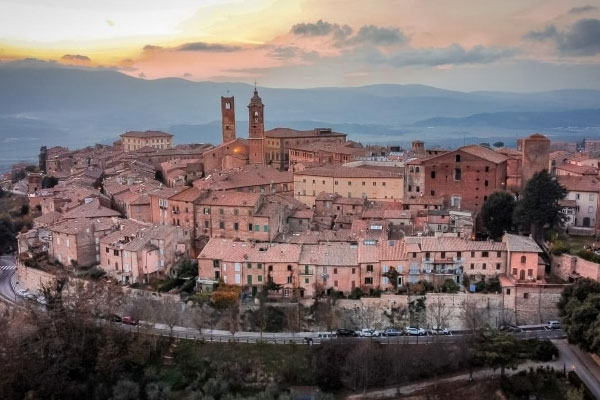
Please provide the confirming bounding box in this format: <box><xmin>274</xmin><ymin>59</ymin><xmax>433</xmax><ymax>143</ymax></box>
<box><xmin>121</xmin><ymin>316</ymin><xmax>138</xmax><ymax>326</ymax></box>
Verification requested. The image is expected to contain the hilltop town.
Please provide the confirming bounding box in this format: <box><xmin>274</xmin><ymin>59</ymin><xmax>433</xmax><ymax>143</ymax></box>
<box><xmin>2</xmin><ymin>88</ymin><xmax>600</xmax><ymax>333</ymax></box>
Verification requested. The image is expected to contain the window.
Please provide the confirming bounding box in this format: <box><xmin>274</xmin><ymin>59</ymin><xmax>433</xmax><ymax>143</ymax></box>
<box><xmin>254</xmin><ymin>224</ymin><xmax>260</xmax><ymax>232</ymax></box>
<box><xmin>484</xmin><ymin>180</ymin><xmax>489</xmax><ymax>187</ymax></box>
<box><xmin>454</xmin><ymin>168</ymin><xmax>462</xmax><ymax>181</ymax></box>
<box><xmin>590</xmin><ymin>194</ymin><xmax>595</xmax><ymax>201</ymax></box>
<box><xmin>528</xmin><ymin>269</ymin><xmax>533</xmax><ymax>277</ymax></box>
<box><xmin>430</xmin><ymin>190</ymin><xmax>435</xmax><ymax>196</ymax></box>
<box><xmin>471</xmin><ymin>251</ymin><xmax>475</xmax><ymax>257</ymax></box>
<box><xmin>247</xmin><ymin>263</ymin><xmax>252</xmax><ymax>269</ymax></box>
<box><xmin>497</xmin><ymin>251</ymin><xmax>501</xmax><ymax>258</ymax></box>
<box><xmin>219</xmin><ymin>208</ymin><xmax>224</xmax><ymax>215</ymax></box>
<box><xmin>348</xmin><ymin>181</ymin><xmax>351</xmax><ymax>186</ymax></box>
<box><xmin>362</xmin><ymin>181</ymin><xmax>366</xmax><ymax>186</ymax></box>
<box><xmin>334</xmin><ymin>180</ymin><xmax>338</xmax><ymax>185</ymax></box>
<box><xmin>482</xmin><ymin>251</ymin><xmax>489</xmax><ymax>257</ymax></box>
<box><xmin>520</xmin><ymin>255</ymin><xmax>526</xmax><ymax>264</ymax></box>
<box><xmin>441</xmin><ymin>252</ymin><xmax>446</xmax><ymax>259</ymax></box>
<box><xmin>287</xmin><ymin>276</ymin><xmax>292</xmax><ymax>284</ymax></box>
<box><xmin>455</xmin><ymin>154</ymin><xmax>461</xmax><ymax>162</ymax></box>
<box><xmin>485</xmin><ymin>166</ymin><xmax>489</xmax><ymax>172</ymax></box>
<box><xmin>382</xmin><ymin>182</ymin><xmax>386</xmax><ymax>186</ymax></box>
<box><xmin>213</xmin><ymin>260</ymin><xmax>220</xmax><ymax>268</ymax></box>
<box><xmin>257</xmin><ymin>263</ymin><xmax>262</xmax><ymax>269</ymax></box>
<box><xmin>576</xmin><ymin>194</ymin><xmax>580</xmax><ymax>200</ymax></box>
<box><xmin>408</xmin><ymin>185</ymin><xmax>412</xmax><ymax>192</ymax></box>
<box><xmin>352</xmin><ymin>268</ymin><xmax>356</xmax><ymax>274</ymax></box>
<box><xmin>248</xmin><ymin>223</ymin><xmax>253</xmax><ymax>231</ymax></box>
<box><xmin>496</xmin><ymin>263</ymin><xmax>501</xmax><ymax>270</ymax></box>
<box><xmin>333</xmin><ymin>268</ymin><xmax>338</xmax><ymax>274</ymax></box>
<box><xmin>263</xmin><ymin>225</ymin><xmax>269</xmax><ymax>232</ymax></box>
<box><xmin>470</xmin><ymin>263</ymin><xmax>474</xmax><ymax>270</ymax></box>
<box><xmin>219</xmin><ymin>221</ymin><xmax>225</xmax><ymax>229</ymax></box>
<box><xmin>506</xmin><ymin>288</ymin><xmax>511</xmax><ymax>295</ymax></box>
<box><xmin>482</xmin><ymin>263</ymin><xmax>486</xmax><ymax>270</ymax></box>
<box><xmin>416</xmin><ymin>186</ymin><xmax>420</xmax><ymax>192</ymax></box>
<box><xmin>305</xmin><ymin>278</ymin><xmax>309</xmax><ymax>284</ymax></box>
<box><xmin>105</xmin><ymin>247</ymin><xmax>109</xmax><ymax>253</ymax></box>
<box><xmin>431</xmin><ymin>171</ymin><xmax>436</xmax><ymax>179</ymax></box>
<box><xmin>412</xmin><ymin>252</ymin><xmax>417</xmax><ymax>258</ymax></box>
<box><xmin>523</xmin><ymin>293</ymin><xmax>529</xmax><ymax>299</ymax></box>
<box><xmin>114</xmin><ymin>250</ymin><xmax>119</xmax><ymax>256</ymax></box>
<box><xmin>287</xmin><ymin>265</ymin><xmax>292</xmax><ymax>271</ymax></box>
<box><xmin>373</xmin><ymin>182</ymin><xmax>377</xmax><ymax>186</ymax></box>
<box><xmin>457</xmin><ymin>252</ymin><xmax>462</xmax><ymax>260</ymax></box>
<box><xmin>234</xmin><ymin>209</ymin><xmax>239</xmax><ymax>216</ymax></box>
<box><xmin>234</xmin><ymin>222</ymin><xmax>239</xmax><ymax>231</ymax></box>
<box><xmin>365</xmin><ymin>277</ymin><xmax>373</xmax><ymax>284</ymax></box>
<box><xmin>367</xmin><ymin>265</ymin><xmax>374</xmax><ymax>272</ymax></box>
<box><xmin>589</xmin><ymin>206</ymin><xmax>594</xmax><ymax>213</ymax></box>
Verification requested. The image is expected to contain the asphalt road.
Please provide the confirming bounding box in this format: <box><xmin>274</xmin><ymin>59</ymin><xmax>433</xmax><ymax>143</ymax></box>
<box><xmin>553</xmin><ymin>340</ymin><xmax>600</xmax><ymax>399</ymax></box>
<box><xmin>0</xmin><ymin>255</ymin><xmax>16</xmax><ymax>304</ymax></box>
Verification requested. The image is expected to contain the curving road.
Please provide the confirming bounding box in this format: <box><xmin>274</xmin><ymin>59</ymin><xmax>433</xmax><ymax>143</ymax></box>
<box><xmin>0</xmin><ymin>255</ymin><xmax>16</xmax><ymax>304</ymax></box>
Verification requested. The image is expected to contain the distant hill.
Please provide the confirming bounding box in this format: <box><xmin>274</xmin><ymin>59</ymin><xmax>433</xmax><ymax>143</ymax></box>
<box><xmin>1</xmin><ymin>60</ymin><xmax>600</xmax><ymax>164</ymax></box>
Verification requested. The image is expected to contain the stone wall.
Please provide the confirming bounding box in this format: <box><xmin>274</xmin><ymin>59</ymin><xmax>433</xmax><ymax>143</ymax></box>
<box><xmin>552</xmin><ymin>254</ymin><xmax>600</xmax><ymax>282</ymax></box>
<box><xmin>17</xmin><ymin>265</ymin><xmax>57</xmax><ymax>294</ymax></box>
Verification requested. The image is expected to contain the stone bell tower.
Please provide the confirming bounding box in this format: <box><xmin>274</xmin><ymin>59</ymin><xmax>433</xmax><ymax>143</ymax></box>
<box><xmin>221</xmin><ymin>95</ymin><xmax>236</xmax><ymax>143</ymax></box>
<box><xmin>247</xmin><ymin>86</ymin><xmax>265</xmax><ymax>165</ymax></box>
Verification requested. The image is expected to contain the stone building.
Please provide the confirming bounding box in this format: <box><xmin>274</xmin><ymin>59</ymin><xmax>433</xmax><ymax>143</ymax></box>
<box><xmin>294</xmin><ymin>165</ymin><xmax>404</xmax><ymax>206</ymax></box>
<box><xmin>248</xmin><ymin>88</ymin><xmax>265</xmax><ymax>165</ymax></box>
<box><xmin>517</xmin><ymin>133</ymin><xmax>550</xmax><ymax>191</ymax></box>
<box><xmin>221</xmin><ymin>95</ymin><xmax>236</xmax><ymax>143</ymax></box>
<box><xmin>120</xmin><ymin>130</ymin><xmax>174</xmax><ymax>152</ymax></box>
<box><xmin>558</xmin><ymin>175</ymin><xmax>600</xmax><ymax>234</ymax></box>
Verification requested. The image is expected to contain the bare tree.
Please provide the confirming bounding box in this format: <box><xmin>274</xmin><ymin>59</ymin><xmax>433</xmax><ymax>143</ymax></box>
<box><xmin>158</xmin><ymin>300</ymin><xmax>180</xmax><ymax>336</ymax></box>
<box><xmin>226</xmin><ymin>304</ymin><xmax>239</xmax><ymax>338</ymax></box>
<box><xmin>191</xmin><ymin>306</ymin><xmax>205</xmax><ymax>338</ymax></box>
<box><xmin>254</xmin><ymin>301</ymin><xmax>269</xmax><ymax>340</ymax></box>
<box><xmin>315</xmin><ymin>297</ymin><xmax>338</xmax><ymax>332</ymax></box>
<box><xmin>285</xmin><ymin>304</ymin><xmax>301</xmax><ymax>340</ymax></box>
<box><xmin>461</xmin><ymin>298</ymin><xmax>486</xmax><ymax>334</ymax></box>
<box><xmin>384</xmin><ymin>302</ymin><xmax>408</xmax><ymax>329</ymax></box>
<box><xmin>355</xmin><ymin>303</ymin><xmax>377</xmax><ymax>329</ymax></box>
<box><xmin>428</xmin><ymin>297</ymin><xmax>452</xmax><ymax>331</ymax></box>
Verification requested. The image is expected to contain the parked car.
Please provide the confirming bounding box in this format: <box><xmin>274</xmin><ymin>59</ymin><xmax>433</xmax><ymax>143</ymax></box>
<box><xmin>25</xmin><ymin>293</ymin><xmax>37</xmax><ymax>301</ymax></box>
<box><xmin>337</xmin><ymin>328</ymin><xmax>358</xmax><ymax>337</ymax></box>
<box><xmin>404</xmin><ymin>327</ymin><xmax>426</xmax><ymax>336</ymax></box>
<box><xmin>383</xmin><ymin>328</ymin><xmax>403</xmax><ymax>337</ymax></box>
<box><xmin>317</xmin><ymin>332</ymin><xmax>337</xmax><ymax>339</ymax></box>
<box><xmin>429</xmin><ymin>327</ymin><xmax>450</xmax><ymax>335</ymax></box>
<box><xmin>15</xmin><ymin>289</ymin><xmax>29</xmax><ymax>297</ymax></box>
<box><xmin>121</xmin><ymin>316</ymin><xmax>138</xmax><ymax>325</ymax></box>
<box><xmin>359</xmin><ymin>329</ymin><xmax>381</xmax><ymax>337</ymax></box>
<box><xmin>36</xmin><ymin>296</ymin><xmax>47</xmax><ymax>306</ymax></box>
<box><xmin>546</xmin><ymin>320</ymin><xmax>561</xmax><ymax>330</ymax></box>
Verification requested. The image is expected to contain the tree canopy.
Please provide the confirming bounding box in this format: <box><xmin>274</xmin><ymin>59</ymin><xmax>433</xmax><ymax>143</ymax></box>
<box><xmin>558</xmin><ymin>278</ymin><xmax>600</xmax><ymax>353</ymax></box>
<box><xmin>513</xmin><ymin>170</ymin><xmax>567</xmax><ymax>241</ymax></box>
<box><xmin>481</xmin><ymin>191</ymin><xmax>516</xmax><ymax>240</ymax></box>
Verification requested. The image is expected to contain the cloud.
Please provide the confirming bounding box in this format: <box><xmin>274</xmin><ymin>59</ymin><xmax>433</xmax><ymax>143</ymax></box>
<box><xmin>368</xmin><ymin>44</ymin><xmax>516</xmax><ymax>67</ymax></box>
<box><xmin>346</xmin><ymin>25</ymin><xmax>406</xmax><ymax>46</ymax></box>
<box><xmin>61</xmin><ymin>54</ymin><xmax>91</xmax><ymax>62</ymax></box>
<box><xmin>291</xmin><ymin>20</ymin><xmax>406</xmax><ymax>47</ymax></box>
<box><xmin>268</xmin><ymin>45</ymin><xmax>300</xmax><ymax>60</ymax></box>
<box><xmin>143</xmin><ymin>45</ymin><xmax>163</xmax><ymax>51</ymax></box>
<box><xmin>175</xmin><ymin>42</ymin><xmax>241</xmax><ymax>52</ymax></box>
<box><xmin>524</xmin><ymin>19</ymin><xmax>600</xmax><ymax>56</ymax></box>
<box><xmin>569</xmin><ymin>5</ymin><xmax>598</xmax><ymax>14</ymax></box>
<box><xmin>143</xmin><ymin>42</ymin><xmax>241</xmax><ymax>53</ymax></box>
<box><xmin>291</xmin><ymin>19</ymin><xmax>352</xmax><ymax>39</ymax></box>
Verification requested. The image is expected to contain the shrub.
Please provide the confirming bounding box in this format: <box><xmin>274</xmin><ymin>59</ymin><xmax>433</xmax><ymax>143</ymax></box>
<box><xmin>158</xmin><ymin>278</ymin><xmax>180</xmax><ymax>293</ymax></box>
<box><xmin>576</xmin><ymin>249</ymin><xmax>600</xmax><ymax>264</ymax></box>
<box><xmin>533</xmin><ymin>340</ymin><xmax>559</xmax><ymax>362</ymax></box>
<box><xmin>348</xmin><ymin>287</ymin><xmax>363</xmax><ymax>299</ymax></box>
<box><xmin>551</xmin><ymin>240</ymin><xmax>570</xmax><ymax>256</ymax></box>
<box><xmin>442</xmin><ymin>278</ymin><xmax>458</xmax><ymax>293</ymax></box>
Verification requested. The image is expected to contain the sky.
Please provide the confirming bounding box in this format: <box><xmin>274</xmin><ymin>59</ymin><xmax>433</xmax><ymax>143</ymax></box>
<box><xmin>1</xmin><ymin>0</ymin><xmax>600</xmax><ymax>91</ymax></box>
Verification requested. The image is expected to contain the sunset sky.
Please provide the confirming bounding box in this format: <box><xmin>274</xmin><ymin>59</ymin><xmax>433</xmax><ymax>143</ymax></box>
<box><xmin>1</xmin><ymin>0</ymin><xmax>600</xmax><ymax>90</ymax></box>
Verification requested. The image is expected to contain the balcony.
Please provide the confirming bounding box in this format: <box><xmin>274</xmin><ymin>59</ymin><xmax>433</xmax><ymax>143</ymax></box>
<box><xmin>300</xmin><ymin>269</ymin><xmax>314</xmax><ymax>275</ymax></box>
<box><xmin>409</xmin><ymin>269</ymin><xmax>420</xmax><ymax>275</ymax></box>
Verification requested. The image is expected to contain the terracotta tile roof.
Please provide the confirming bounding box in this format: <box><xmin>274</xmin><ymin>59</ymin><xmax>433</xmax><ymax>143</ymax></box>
<box><xmin>503</xmin><ymin>233</ymin><xmax>542</xmax><ymax>253</ymax></box>
<box><xmin>199</xmin><ymin>239</ymin><xmax>302</xmax><ymax>263</ymax></box>
<box><xmin>199</xmin><ymin>191</ymin><xmax>261</xmax><ymax>207</ymax></box>
<box><xmin>558</xmin><ymin>175</ymin><xmax>600</xmax><ymax>192</ymax></box>
<box><xmin>49</xmin><ymin>217</ymin><xmax>119</xmax><ymax>235</ymax></box>
<box><xmin>358</xmin><ymin>242</ymin><xmax>379</xmax><ymax>263</ymax></box>
<box><xmin>459</xmin><ymin>145</ymin><xmax>508</xmax><ymax>164</ymax></box>
<box><xmin>34</xmin><ymin>211</ymin><xmax>64</xmax><ymax>226</ymax></box>
<box><xmin>555</xmin><ymin>163</ymin><xmax>598</xmax><ymax>175</ymax></box>
<box><xmin>63</xmin><ymin>199</ymin><xmax>121</xmax><ymax>219</ymax></box>
<box><xmin>379</xmin><ymin>239</ymin><xmax>407</xmax><ymax>261</ymax></box>
<box><xmin>151</xmin><ymin>186</ymin><xmax>187</xmax><ymax>200</ymax></box>
<box><xmin>168</xmin><ymin>187</ymin><xmax>204</xmax><ymax>202</ymax></box>
<box><xmin>288</xmin><ymin>142</ymin><xmax>367</xmax><ymax>155</ymax></box>
<box><xmin>120</xmin><ymin>130</ymin><xmax>173</xmax><ymax>138</ymax></box>
<box><xmin>299</xmin><ymin>242</ymin><xmax>358</xmax><ymax>266</ymax></box>
<box><xmin>291</xmin><ymin>209</ymin><xmax>314</xmax><ymax>219</ymax></box>
<box><xmin>194</xmin><ymin>165</ymin><xmax>293</xmax><ymax>190</ymax></box>
<box><xmin>420</xmin><ymin>237</ymin><xmax>506</xmax><ymax>252</ymax></box>
<box><xmin>296</xmin><ymin>165</ymin><xmax>403</xmax><ymax>178</ymax></box>
<box><xmin>383</xmin><ymin>209</ymin><xmax>412</xmax><ymax>219</ymax></box>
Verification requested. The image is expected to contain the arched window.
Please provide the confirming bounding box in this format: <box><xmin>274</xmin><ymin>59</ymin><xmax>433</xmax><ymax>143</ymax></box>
<box><xmin>225</xmin><ymin>102</ymin><xmax>231</xmax><ymax>110</ymax></box>
<box><xmin>520</xmin><ymin>255</ymin><xmax>526</xmax><ymax>264</ymax></box>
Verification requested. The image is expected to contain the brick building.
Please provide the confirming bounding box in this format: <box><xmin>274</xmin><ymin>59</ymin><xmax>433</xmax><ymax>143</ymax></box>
<box><xmin>265</xmin><ymin>128</ymin><xmax>347</xmax><ymax>170</ymax></box>
<box><xmin>288</xmin><ymin>142</ymin><xmax>369</xmax><ymax>169</ymax></box>
<box><xmin>405</xmin><ymin>145</ymin><xmax>508</xmax><ymax>212</ymax></box>
<box><xmin>193</xmin><ymin>165</ymin><xmax>293</xmax><ymax>195</ymax></box>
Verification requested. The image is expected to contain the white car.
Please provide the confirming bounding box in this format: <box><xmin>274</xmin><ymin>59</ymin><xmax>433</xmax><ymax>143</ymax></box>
<box><xmin>359</xmin><ymin>329</ymin><xmax>381</xmax><ymax>337</ymax></box>
<box><xmin>546</xmin><ymin>320</ymin><xmax>560</xmax><ymax>330</ymax></box>
<box><xmin>405</xmin><ymin>327</ymin><xmax>426</xmax><ymax>336</ymax></box>
<box><xmin>429</xmin><ymin>327</ymin><xmax>450</xmax><ymax>335</ymax></box>
<box><xmin>16</xmin><ymin>289</ymin><xmax>29</xmax><ymax>297</ymax></box>
<box><xmin>36</xmin><ymin>296</ymin><xmax>47</xmax><ymax>306</ymax></box>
